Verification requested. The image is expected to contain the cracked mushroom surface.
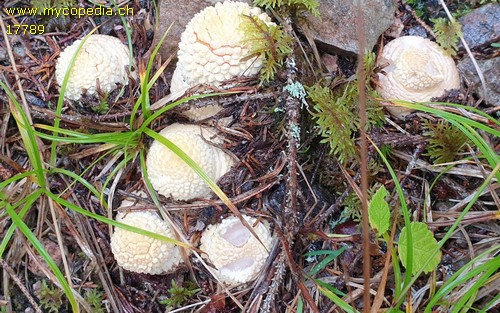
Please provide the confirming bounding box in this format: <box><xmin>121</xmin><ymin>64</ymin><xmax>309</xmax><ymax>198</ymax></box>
<box><xmin>376</xmin><ymin>36</ymin><xmax>460</xmax><ymax>118</ymax></box>
<box><xmin>110</xmin><ymin>196</ymin><xmax>182</xmax><ymax>274</ymax></box>
<box><xmin>200</xmin><ymin>215</ymin><xmax>274</xmax><ymax>285</ymax></box>
<box><xmin>146</xmin><ymin>123</ymin><xmax>235</xmax><ymax>201</ymax></box>
<box><xmin>55</xmin><ymin>34</ymin><xmax>134</xmax><ymax>101</ymax></box>
<box><xmin>168</xmin><ymin>1</ymin><xmax>275</xmax><ymax>119</ymax></box>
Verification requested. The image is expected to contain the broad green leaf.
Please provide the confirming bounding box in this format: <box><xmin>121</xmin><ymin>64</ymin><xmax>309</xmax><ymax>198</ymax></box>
<box><xmin>398</xmin><ymin>222</ymin><xmax>441</xmax><ymax>274</ymax></box>
<box><xmin>368</xmin><ymin>185</ymin><xmax>390</xmax><ymax>235</ymax></box>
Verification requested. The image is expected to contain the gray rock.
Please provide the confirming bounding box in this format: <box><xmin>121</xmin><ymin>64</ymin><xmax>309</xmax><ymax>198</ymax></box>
<box><xmin>457</xmin><ymin>56</ymin><xmax>499</xmax><ymax>106</ymax></box>
<box><xmin>153</xmin><ymin>0</ymin><xmax>251</xmax><ymax>61</ymax></box>
<box><xmin>459</xmin><ymin>3</ymin><xmax>500</xmax><ymax>50</ymax></box>
<box><xmin>303</xmin><ymin>0</ymin><xmax>396</xmax><ymax>56</ymax></box>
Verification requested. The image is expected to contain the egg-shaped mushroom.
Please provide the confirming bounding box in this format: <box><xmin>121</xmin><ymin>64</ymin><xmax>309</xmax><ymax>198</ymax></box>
<box><xmin>376</xmin><ymin>36</ymin><xmax>460</xmax><ymax>119</ymax></box>
<box><xmin>110</xmin><ymin>195</ymin><xmax>182</xmax><ymax>274</ymax></box>
<box><xmin>146</xmin><ymin>123</ymin><xmax>235</xmax><ymax>201</ymax></box>
<box><xmin>55</xmin><ymin>34</ymin><xmax>135</xmax><ymax>101</ymax></box>
<box><xmin>200</xmin><ymin>215</ymin><xmax>274</xmax><ymax>285</ymax></box>
<box><xmin>168</xmin><ymin>1</ymin><xmax>275</xmax><ymax>120</ymax></box>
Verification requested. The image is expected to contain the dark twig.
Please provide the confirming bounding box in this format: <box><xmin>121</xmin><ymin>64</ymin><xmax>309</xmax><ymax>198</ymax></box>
<box><xmin>355</xmin><ymin>2</ymin><xmax>371</xmax><ymax>311</ymax></box>
<box><xmin>0</xmin><ymin>258</ymin><xmax>43</xmax><ymax>313</ymax></box>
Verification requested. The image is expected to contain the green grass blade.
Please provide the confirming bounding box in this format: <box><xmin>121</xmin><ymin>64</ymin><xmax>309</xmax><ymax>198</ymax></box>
<box><xmin>51</xmin><ymin>28</ymin><xmax>98</xmax><ymax>166</ymax></box>
<box><xmin>143</xmin><ymin>127</ymin><xmax>229</xmax><ymax>203</ymax></box>
<box><xmin>367</xmin><ymin>137</ymin><xmax>413</xmax><ymax>292</ymax></box>
<box><xmin>315</xmin><ymin>279</ymin><xmax>358</xmax><ymax>313</ymax></box>
<box><xmin>425</xmin><ymin>246</ymin><xmax>500</xmax><ymax>311</ymax></box>
<box><xmin>34</xmin><ymin>124</ymin><xmax>137</xmax><ymax>145</ymax></box>
<box><xmin>0</xmin><ymin>189</ymin><xmax>44</xmax><ymax>257</ymax></box>
<box><xmin>0</xmin><ymin>81</ymin><xmax>45</xmax><ymax>188</ymax></box>
<box><xmin>0</xmin><ymin>170</ymin><xmax>38</xmax><ymax>189</ymax></box>
<box><xmin>5</xmin><ymin>199</ymin><xmax>79</xmax><ymax>312</ymax></box>
<box><xmin>45</xmin><ymin>191</ymin><xmax>191</xmax><ymax>249</ymax></box>
<box><xmin>305</xmin><ymin>247</ymin><xmax>347</xmax><ymax>276</ymax></box>
<box><xmin>405</xmin><ymin>162</ymin><xmax>500</xmax><ymax>308</ymax></box>
<box><xmin>139</xmin><ymin>91</ymin><xmax>235</xmax><ymax>132</ymax></box>
<box><xmin>48</xmin><ymin>168</ymin><xmax>101</xmax><ymax>199</ymax></box>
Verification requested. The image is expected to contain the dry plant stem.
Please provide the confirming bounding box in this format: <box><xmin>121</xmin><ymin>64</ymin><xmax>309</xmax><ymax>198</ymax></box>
<box><xmin>437</xmin><ymin>0</ymin><xmax>487</xmax><ymax>96</ymax></box>
<box><xmin>280</xmin><ymin>50</ymin><xmax>319</xmax><ymax>311</ymax></box>
<box><xmin>393</xmin><ymin>150</ymin><xmax>496</xmax><ymax>179</ymax></box>
<box><xmin>48</xmin><ymin>199</ymin><xmax>73</xmax><ymax>290</ymax></box>
<box><xmin>469</xmin><ymin>146</ymin><xmax>500</xmax><ymax>209</ymax></box>
<box><xmin>356</xmin><ymin>2</ymin><xmax>371</xmax><ymax>311</ymax></box>
<box><xmin>31</xmin><ymin>106</ymin><xmax>129</xmax><ymax>132</ymax></box>
<box><xmin>371</xmin><ymin>208</ymin><xmax>399</xmax><ymax>312</ymax></box>
<box><xmin>261</xmin><ymin>251</ymin><xmax>287</xmax><ymax>313</ymax></box>
<box><xmin>0</xmin><ymin>258</ymin><xmax>43</xmax><ymax>313</ymax></box>
<box><xmin>75</xmin><ymin>214</ymin><xmax>120</xmax><ymax>313</ymax></box>
<box><xmin>283</xmin><ymin>61</ymin><xmax>300</xmax><ymax>235</ymax></box>
<box><xmin>399</xmin><ymin>141</ymin><xmax>426</xmax><ymax>187</ymax></box>
<box><xmin>311</xmin><ymin>173</ymin><xmax>359</xmax><ymax>228</ymax></box>
<box><xmin>0</xmin><ymin>16</ymin><xmax>32</xmax><ymax>126</ymax></box>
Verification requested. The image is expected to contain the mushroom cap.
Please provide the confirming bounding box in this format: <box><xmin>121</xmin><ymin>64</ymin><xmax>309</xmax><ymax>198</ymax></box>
<box><xmin>200</xmin><ymin>215</ymin><xmax>274</xmax><ymax>285</ymax></box>
<box><xmin>146</xmin><ymin>123</ymin><xmax>235</xmax><ymax>201</ymax></box>
<box><xmin>376</xmin><ymin>36</ymin><xmax>460</xmax><ymax>118</ymax></box>
<box><xmin>55</xmin><ymin>34</ymin><xmax>134</xmax><ymax>101</ymax></box>
<box><xmin>171</xmin><ymin>1</ymin><xmax>275</xmax><ymax>95</ymax></box>
<box><xmin>110</xmin><ymin>208</ymin><xmax>182</xmax><ymax>275</ymax></box>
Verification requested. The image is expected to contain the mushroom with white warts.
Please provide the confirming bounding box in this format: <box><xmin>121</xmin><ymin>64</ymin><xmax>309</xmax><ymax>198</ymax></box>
<box><xmin>55</xmin><ymin>34</ymin><xmax>135</xmax><ymax>101</ymax></box>
<box><xmin>146</xmin><ymin>123</ymin><xmax>235</xmax><ymax>201</ymax></box>
<box><xmin>168</xmin><ymin>1</ymin><xmax>275</xmax><ymax>120</ymax></box>
<box><xmin>110</xmin><ymin>196</ymin><xmax>183</xmax><ymax>274</ymax></box>
<box><xmin>200</xmin><ymin>215</ymin><xmax>274</xmax><ymax>285</ymax></box>
<box><xmin>376</xmin><ymin>36</ymin><xmax>460</xmax><ymax>119</ymax></box>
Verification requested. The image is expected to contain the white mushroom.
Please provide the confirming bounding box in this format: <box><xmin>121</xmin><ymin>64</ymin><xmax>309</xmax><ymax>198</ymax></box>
<box><xmin>168</xmin><ymin>1</ymin><xmax>275</xmax><ymax>120</ymax></box>
<box><xmin>55</xmin><ymin>34</ymin><xmax>135</xmax><ymax>101</ymax></box>
<box><xmin>146</xmin><ymin>123</ymin><xmax>235</xmax><ymax>201</ymax></box>
<box><xmin>110</xmin><ymin>196</ymin><xmax>182</xmax><ymax>274</ymax></box>
<box><xmin>200</xmin><ymin>215</ymin><xmax>274</xmax><ymax>285</ymax></box>
<box><xmin>376</xmin><ymin>36</ymin><xmax>460</xmax><ymax>119</ymax></box>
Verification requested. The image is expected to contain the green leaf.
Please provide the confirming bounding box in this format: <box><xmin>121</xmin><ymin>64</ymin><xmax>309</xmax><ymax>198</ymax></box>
<box><xmin>368</xmin><ymin>185</ymin><xmax>390</xmax><ymax>235</ymax></box>
<box><xmin>398</xmin><ymin>222</ymin><xmax>441</xmax><ymax>274</ymax></box>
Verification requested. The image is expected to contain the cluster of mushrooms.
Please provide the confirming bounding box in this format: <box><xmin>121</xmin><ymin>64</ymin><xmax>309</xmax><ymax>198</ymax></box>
<box><xmin>55</xmin><ymin>1</ymin><xmax>277</xmax><ymax>285</ymax></box>
<box><xmin>54</xmin><ymin>0</ymin><xmax>462</xmax><ymax>284</ymax></box>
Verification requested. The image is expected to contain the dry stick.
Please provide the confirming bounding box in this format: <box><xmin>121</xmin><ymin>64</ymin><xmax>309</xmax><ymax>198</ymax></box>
<box><xmin>371</xmin><ymin>202</ymin><xmax>400</xmax><ymax>312</ymax></box>
<box><xmin>437</xmin><ymin>0</ymin><xmax>487</xmax><ymax>97</ymax></box>
<box><xmin>0</xmin><ymin>258</ymin><xmax>43</xmax><ymax>313</ymax></box>
<box><xmin>356</xmin><ymin>2</ymin><xmax>371</xmax><ymax>312</ymax></box>
<box><xmin>0</xmin><ymin>16</ymin><xmax>33</xmax><ymax>126</ymax></box>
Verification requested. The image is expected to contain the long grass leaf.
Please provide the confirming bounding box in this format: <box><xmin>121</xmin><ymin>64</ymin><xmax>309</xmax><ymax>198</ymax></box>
<box><xmin>45</xmin><ymin>191</ymin><xmax>191</xmax><ymax>249</ymax></box>
<box><xmin>5</xmin><ymin>200</ymin><xmax>79</xmax><ymax>312</ymax></box>
<box><xmin>0</xmin><ymin>189</ymin><xmax>44</xmax><ymax>256</ymax></box>
<box><xmin>0</xmin><ymin>81</ymin><xmax>45</xmax><ymax>187</ymax></box>
<box><xmin>367</xmin><ymin>137</ymin><xmax>413</xmax><ymax>294</ymax></box>
<box><xmin>51</xmin><ymin>28</ymin><xmax>98</xmax><ymax>166</ymax></box>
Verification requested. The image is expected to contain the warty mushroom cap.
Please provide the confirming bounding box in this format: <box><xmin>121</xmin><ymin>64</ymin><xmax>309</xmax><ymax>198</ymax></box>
<box><xmin>376</xmin><ymin>36</ymin><xmax>460</xmax><ymax>119</ymax></box>
<box><xmin>200</xmin><ymin>215</ymin><xmax>274</xmax><ymax>285</ymax></box>
<box><xmin>167</xmin><ymin>1</ymin><xmax>275</xmax><ymax>119</ymax></box>
<box><xmin>110</xmin><ymin>197</ymin><xmax>182</xmax><ymax>274</ymax></box>
<box><xmin>55</xmin><ymin>34</ymin><xmax>135</xmax><ymax>101</ymax></box>
<box><xmin>146</xmin><ymin>123</ymin><xmax>235</xmax><ymax>201</ymax></box>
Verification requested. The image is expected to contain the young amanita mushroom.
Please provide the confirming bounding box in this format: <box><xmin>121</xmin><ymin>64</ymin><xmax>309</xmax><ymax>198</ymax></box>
<box><xmin>146</xmin><ymin>123</ymin><xmax>235</xmax><ymax>201</ymax></box>
<box><xmin>55</xmin><ymin>34</ymin><xmax>135</xmax><ymax>101</ymax></box>
<box><xmin>376</xmin><ymin>36</ymin><xmax>460</xmax><ymax>119</ymax></box>
<box><xmin>168</xmin><ymin>1</ymin><xmax>275</xmax><ymax>120</ymax></box>
<box><xmin>200</xmin><ymin>215</ymin><xmax>274</xmax><ymax>285</ymax></box>
<box><xmin>110</xmin><ymin>195</ymin><xmax>183</xmax><ymax>274</ymax></box>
